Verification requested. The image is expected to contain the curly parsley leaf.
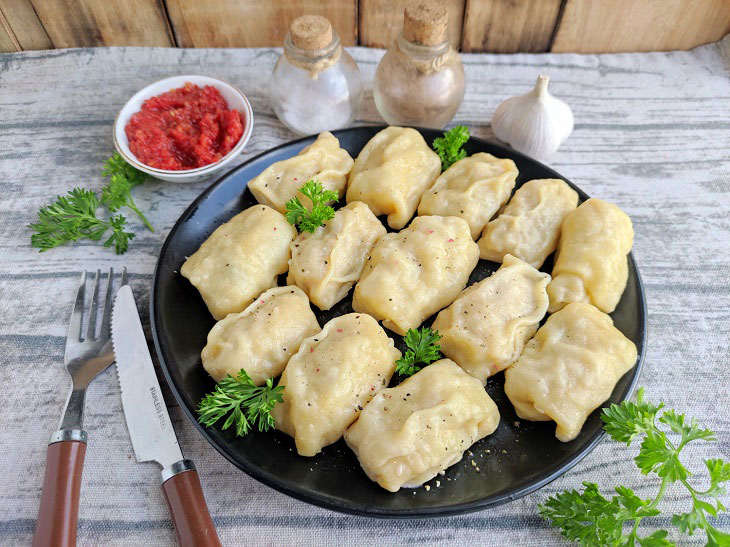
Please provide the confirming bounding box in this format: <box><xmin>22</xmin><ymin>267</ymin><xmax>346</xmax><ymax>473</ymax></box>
<box><xmin>104</xmin><ymin>214</ymin><xmax>135</xmax><ymax>254</ymax></box>
<box><xmin>101</xmin><ymin>153</ymin><xmax>153</xmax><ymax>231</ymax></box>
<box><xmin>29</xmin><ymin>188</ymin><xmax>134</xmax><ymax>254</ymax></box>
<box><xmin>601</xmin><ymin>387</ymin><xmax>663</xmax><ymax>445</ymax></box>
<box><xmin>659</xmin><ymin>409</ymin><xmax>716</xmax><ymax>446</ymax></box>
<box><xmin>197</xmin><ymin>369</ymin><xmax>284</xmax><ymax>437</ymax></box>
<box><xmin>637</xmin><ymin>530</ymin><xmax>674</xmax><ymax>547</ymax></box>
<box><xmin>284</xmin><ymin>179</ymin><xmax>339</xmax><ymax>233</ymax></box>
<box><xmin>432</xmin><ymin>125</ymin><xmax>470</xmax><ymax>170</ymax></box>
<box><xmin>635</xmin><ymin>431</ymin><xmax>687</xmax><ymax>482</ymax></box>
<box><xmin>395</xmin><ymin>327</ymin><xmax>442</xmax><ymax>376</ymax></box>
<box><xmin>541</xmin><ymin>389</ymin><xmax>730</xmax><ymax>547</ymax></box>
<box><xmin>539</xmin><ymin>482</ymin><xmax>669</xmax><ymax>547</ymax></box>
<box><xmin>103</xmin><ymin>152</ymin><xmax>147</xmax><ymax>188</ymax></box>
<box><xmin>538</xmin><ymin>482</ymin><xmax>624</xmax><ymax>546</ymax></box>
<box><xmin>705</xmin><ymin>459</ymin><xmax>730</xmax><ymax>498</ymax></box>
<box><xmin>29</xmin><ymin>153</ymin><xmax>150</xmax><ymax>254</ymax></box>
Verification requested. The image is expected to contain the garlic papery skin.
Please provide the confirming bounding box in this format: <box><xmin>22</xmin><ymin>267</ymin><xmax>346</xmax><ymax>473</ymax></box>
<box><xmin>491</xmin><ymin>74</ymin><xmax>573</xmax><ymax>162</ymax></box>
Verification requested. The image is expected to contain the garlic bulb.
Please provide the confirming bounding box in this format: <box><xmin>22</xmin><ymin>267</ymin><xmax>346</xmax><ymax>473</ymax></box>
<box><xmin>492</xmin><ymin>74</ymin><xmax>573</xmax><ymax>162</ymax></box>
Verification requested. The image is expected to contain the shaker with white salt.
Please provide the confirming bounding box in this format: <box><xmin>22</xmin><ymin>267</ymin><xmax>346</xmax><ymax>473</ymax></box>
<box><xmin>373</xmin><ymin>1</ymin><xmax>465</xmax><ymax>128</ymax></box>
<box><xmin>270</xmin><ymin>15</ymin><xmax>363</xmax><ymax>136</ymax></box>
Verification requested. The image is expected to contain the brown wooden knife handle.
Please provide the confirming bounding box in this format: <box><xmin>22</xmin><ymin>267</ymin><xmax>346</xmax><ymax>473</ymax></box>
<box><xmin>33</xmin><ymin>429</ymin><xmax>88</xmax><ymax>547</ymax></box>
<box><xmin>161</xmin><ymin>460</ymin><xmax>221</xmax><ymax>547</ymax></box>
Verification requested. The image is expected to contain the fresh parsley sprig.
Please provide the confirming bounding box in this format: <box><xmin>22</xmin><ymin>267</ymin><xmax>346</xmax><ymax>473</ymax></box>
<box><xmin>433</xmin><ymin>125</ymin><xmax>470</xmax><ymax>170</ymax></box>
<box><xmin>197</xmin><ymin>369</ymin><xmax>284</xmax><ymax>437</ymax></box>
<box><xmin>284</xmin><ymin>179</ymin><xmax>338</xmax><ymax>233</ymax></box>
<box><xmin>539</xmin><ymin>388</ymin><xmax>730</xmax><ymax>547</ymax></box>
<box><xmin>29</xmin><ymin>188</ymin><xmax>135</xmax><ymax>254</ymax></box>
<box><xmin>29</xmin><ymin>153</ymin><xmax>150</xmax><ymax>254</ymax></box>
<box><xmin>101</xmin><ymin>154</ymin><xmax>153</xmax><ymax>232</ymax></box>
<box><xmin>395</xmin><ymin>327</ymin><xmax>442</xmax><ymax>376</ymax></box>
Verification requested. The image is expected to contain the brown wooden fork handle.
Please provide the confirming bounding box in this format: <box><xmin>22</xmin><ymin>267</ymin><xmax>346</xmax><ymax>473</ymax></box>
<box><xmin>33</xmin><ymin>429</ymin><xmax>87</xmax><ymax>547</ymax></box>
<box><xmin>161</xmin><ymin>460</ymin><xmax>221</xmax><ymax>547</ymax></box>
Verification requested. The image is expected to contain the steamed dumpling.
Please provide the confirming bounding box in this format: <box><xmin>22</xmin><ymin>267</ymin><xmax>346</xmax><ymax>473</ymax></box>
<box><xmin>346</xmin><ymin>126</ymin><xmax>440</xmax><ymax>229</ymax></box>
<box><xmin>287</xmin><ymin>201</ymin><xmax>386</xmax><ymax>310</ymax></box>
<box><xmin>352</xmin><ymin>216</ymin><xmax>479</xmax><ymax>335</ymax></box>
<box><xmin>201</xmin><ymin>286</ymin><xmax>320</xmax><ymax>385</ymax></box>
<box><xmin>271</xmin><ymin>313</ymin><xmax>400</xmax><ymax>457</ymax></box>
<box><xmin>180</xmin><ymin>205</ymin><xmax>296</xmax><ymax>320</ymax></box>
<box><xmin>248</xmin><ymin>131</ymin><xmax>354</xmax><ymax>213</ymax></box>
<box><xmin>432</xmin><ymin>254</ymin><xmax>550</xmax><ymax>383</ymax></box>
<box><xmin>345</xmin><ymin>359</ymin><xmax>500</xmax><ymax>492</ymax></box>
<box><xmin>548</xmin><ymin>198</ymin><xmax>634</xmax><ymax>313</ymax></box>
<box><xmin>478</xmin><ymin>178</ymin><xmax>578</xmax><ymax>267</ymax></box>
<box><xmin>418</xmin><ymin>153</ymin><xmax>518</xmax><ymax>239</ymax></box>
<box><xmin>504</xmin><ymin>302</ymin><xmax>637</xmax><ymax>442</ymax></box>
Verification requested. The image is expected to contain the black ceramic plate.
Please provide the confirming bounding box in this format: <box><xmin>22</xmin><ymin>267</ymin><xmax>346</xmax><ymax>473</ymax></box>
<box><xmin>151</xmin><ymin>126</ymin><xmax>646</xmax><ymax>518</ymax></box>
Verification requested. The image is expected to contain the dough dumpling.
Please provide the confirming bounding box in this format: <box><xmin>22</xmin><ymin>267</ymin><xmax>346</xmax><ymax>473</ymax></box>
<box><xmin>248</xmin><ymin>131</ymin><xmax>354</xmax><ymax>213</ymax></box>
<box><xmin>352</xmin><ymin>216</ymin><xmax>479</xmax><ymax>335</ymax></box>
<box><xmin>479</xmin><ymin>178</ymin><xmax>578</xmax><ymax>267</ymax></box>
<box><xmin>418</xmin><ymin>153</ymin><xmax>518</xmax><ymax>239</ymax></box>
<box><xmin>432</xmin><ymin>255</ymin><xmax>550</xmax><ymax>383</ymax></box>
<box><xmin>346</xmin><ymin>126</ymin><xmax>440</xmax><ymax>229</ymax></box>
<box><xmin>271</xmin><ymin>313</ymin><xmax>400</xmax><ymax>457</ymax></box>
<box><xmin>504</xmin><ymin>302</ymin><xmax>637</xmax><ymax>442</ymax></box>
<box><xmin>287</xmin><ymin>201</ymin><xmax>386</xmax><ymax>310</ymax></box>
<box><xmin>548</xmin><ymin>198</ymin><xmax>634</xmax><ymax>313</ymax></box>
<box><xmin>180</xmin><ymin>205</ymin><xmax>296</xmax><ymax>320</ymax></box>
<box><xmin>345</xmin><ymin>359</ymin><xmax>500</xmax><ymax>492</ymax></box>
<box><xmin>201</xmin><ymin>286</ymin><xmax>320</xmax><ymax>385</ymax></box>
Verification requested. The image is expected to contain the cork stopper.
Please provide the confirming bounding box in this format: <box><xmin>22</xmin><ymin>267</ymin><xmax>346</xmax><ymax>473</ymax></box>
<box><xmin>290</xmin><ymin>15</ymin><xmax>333</xmax><ymax>51</ymax></box>
<box><xmin>403</xmin><ymin>1</ymin><xmax>448</xmax><ymax>46</ymax></box>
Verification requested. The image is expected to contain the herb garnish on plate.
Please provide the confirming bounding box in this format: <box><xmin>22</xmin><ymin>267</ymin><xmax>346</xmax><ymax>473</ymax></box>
<box><xmin>197</xmin><ymin>369</ymin><xmax>284</xmax><ymax>437</ymax></box>
<box><xmin>284</xmin><ymin>179</ymin><xmax>339</xmax><ymax>233</ymax></box>
<box><xmin>395</xmin><ymin>327</ymin><xmax>443</xmax><ymax>377</ymax></box>
<box><xmin>433</xmin><ymin>125</ymin><xmax>470</xmax><ymax>170</ymax></box>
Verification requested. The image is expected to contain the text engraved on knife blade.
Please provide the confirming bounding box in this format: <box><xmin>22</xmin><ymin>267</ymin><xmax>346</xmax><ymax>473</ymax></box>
<box><xmin>150</xmin><ymin>385</ymin><xmax>167</xmax><ymax>432</ymax></box>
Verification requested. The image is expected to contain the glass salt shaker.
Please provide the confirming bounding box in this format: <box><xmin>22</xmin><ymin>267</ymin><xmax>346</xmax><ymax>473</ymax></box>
<box><xmin>270</xmin><ymin>15</ymin><xmax>363</xmax><ymax>136</ymax></box>
<box><xmin>373</xmin><ymin>2</ymin><xmax>465</xmax><ymax>128</ymax></box>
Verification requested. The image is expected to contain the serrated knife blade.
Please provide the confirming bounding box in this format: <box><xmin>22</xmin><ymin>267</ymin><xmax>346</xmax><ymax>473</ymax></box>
<box><xmin>111</xmin><ymin>284</ymin><xmax>221</xmax><ymax>547</ymax></box>
<box><xmin>112</xmin><ymin>284</ymin><xmax>183</xmax><ymax>467</ymax></box>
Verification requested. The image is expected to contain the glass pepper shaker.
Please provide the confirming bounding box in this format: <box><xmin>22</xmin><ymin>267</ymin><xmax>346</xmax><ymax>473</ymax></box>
<box><xmin>373</xmin><ymin>1</ymin><xmax>465</xmax><ymax>128</ymax></box>
<box><xmin>270</xmin><ymin>15</ymin><xmax>363</xmax><ymax>136</ymax></box>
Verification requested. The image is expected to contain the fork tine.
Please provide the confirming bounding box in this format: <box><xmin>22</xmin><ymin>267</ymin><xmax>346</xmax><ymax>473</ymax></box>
<box><xmin>121</xmin><ymin>267</ymin><xmax>128</xmax><ymax>287</ymax></box>
<box><xmin>68</xmin><ymin>271</ymin><xmax>86</xmax><ymax>343</ymax></box>
<box><xmin>99</xmin><ymin>268</ymin><xmax>115</xmax><ymax>340</ymax></box>
<box><xmin>85</xmin><ymin>269</ymin><xmax>101</xmax><ymax>341</ymax></box>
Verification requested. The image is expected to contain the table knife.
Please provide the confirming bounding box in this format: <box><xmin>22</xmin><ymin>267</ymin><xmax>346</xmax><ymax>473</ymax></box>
<box><xmin>112</xmin><ymin>285</ymin><xmax>221</xmax><ymax>547</ymax></box>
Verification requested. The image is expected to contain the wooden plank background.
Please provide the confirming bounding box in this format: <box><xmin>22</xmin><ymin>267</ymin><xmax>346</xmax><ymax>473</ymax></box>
<box><xmin>359</xmin><ymin>0</ymin><xmax>465</xmax><ymax>49</ymax></box>
<box><xmin>1</xmin><ymin>0</ymin><xmax>729</xmax><ymax>53</ymax></box>
<box><xmin>461</xmin><ymin>0</ymin><xmax>563</xmax><ymax>53</ymax></box>
<box><xmin>166</xmin><ymin>0</ymin><xmax>358</xmax><ymax>47</ymax></box>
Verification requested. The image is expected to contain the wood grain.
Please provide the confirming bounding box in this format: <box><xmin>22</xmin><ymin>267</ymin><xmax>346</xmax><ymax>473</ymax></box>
<box><xmin>461</xmin><ymin>0</ymin><xmax>563</xmax><ymax>53</ymax></box>
<box><xmin>165</xmin><ymin>0</ymin><xmax>357</xmax><ymax>48</ymax></box>
<box><xmin>0</xmin><ymin>0</ymin><xmax>52</xmax><ymax>52</ymax></box>
<box><xmin>552</xmin><ymin>0</ymin><xmax>730</xmax><ymax>53</ymax></box>
<box><xmin>0</xmin><ymin>9</ymin><xmax>20</xmax><ymax>52</ymax></box>
<box><xmin>29</xmin><ymin>0</ymin><xmax>173</xmax><ymax>48</ymax></box>
<box><xmin>359</xmin><ymin>0</ymin><xmax>465</xmax><ymax>48</ymax></box>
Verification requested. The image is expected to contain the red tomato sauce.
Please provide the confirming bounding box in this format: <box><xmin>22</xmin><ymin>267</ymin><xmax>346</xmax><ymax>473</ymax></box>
<box><xmin>125</xmin><ymin>83</ymin><xmax>244</xmax><ymax>170</ymax></box>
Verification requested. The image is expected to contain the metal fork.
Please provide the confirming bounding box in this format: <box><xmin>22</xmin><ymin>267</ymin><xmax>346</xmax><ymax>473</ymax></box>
<box><xmin>33</xmin><ymin>268</ymin><xmax>126</xmax><ymax>547</ymax></box>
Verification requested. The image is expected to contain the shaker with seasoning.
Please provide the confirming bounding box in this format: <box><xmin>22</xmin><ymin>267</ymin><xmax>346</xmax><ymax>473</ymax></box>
<box><xmin>270</xmin><ymin>15</ymin><xmax>363</xmax><ymax>135</ymax></box>
<box><xmin>373</xmin><ymin>1</ymin><xmax>465</xmax><ymax>128</ymax></box>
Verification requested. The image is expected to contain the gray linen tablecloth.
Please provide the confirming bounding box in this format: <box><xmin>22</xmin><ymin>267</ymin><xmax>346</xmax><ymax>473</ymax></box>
<box><xmin>1</xmin><ymin>38</ymin><xmax>729</xmax><ymax>546</ymax></box>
